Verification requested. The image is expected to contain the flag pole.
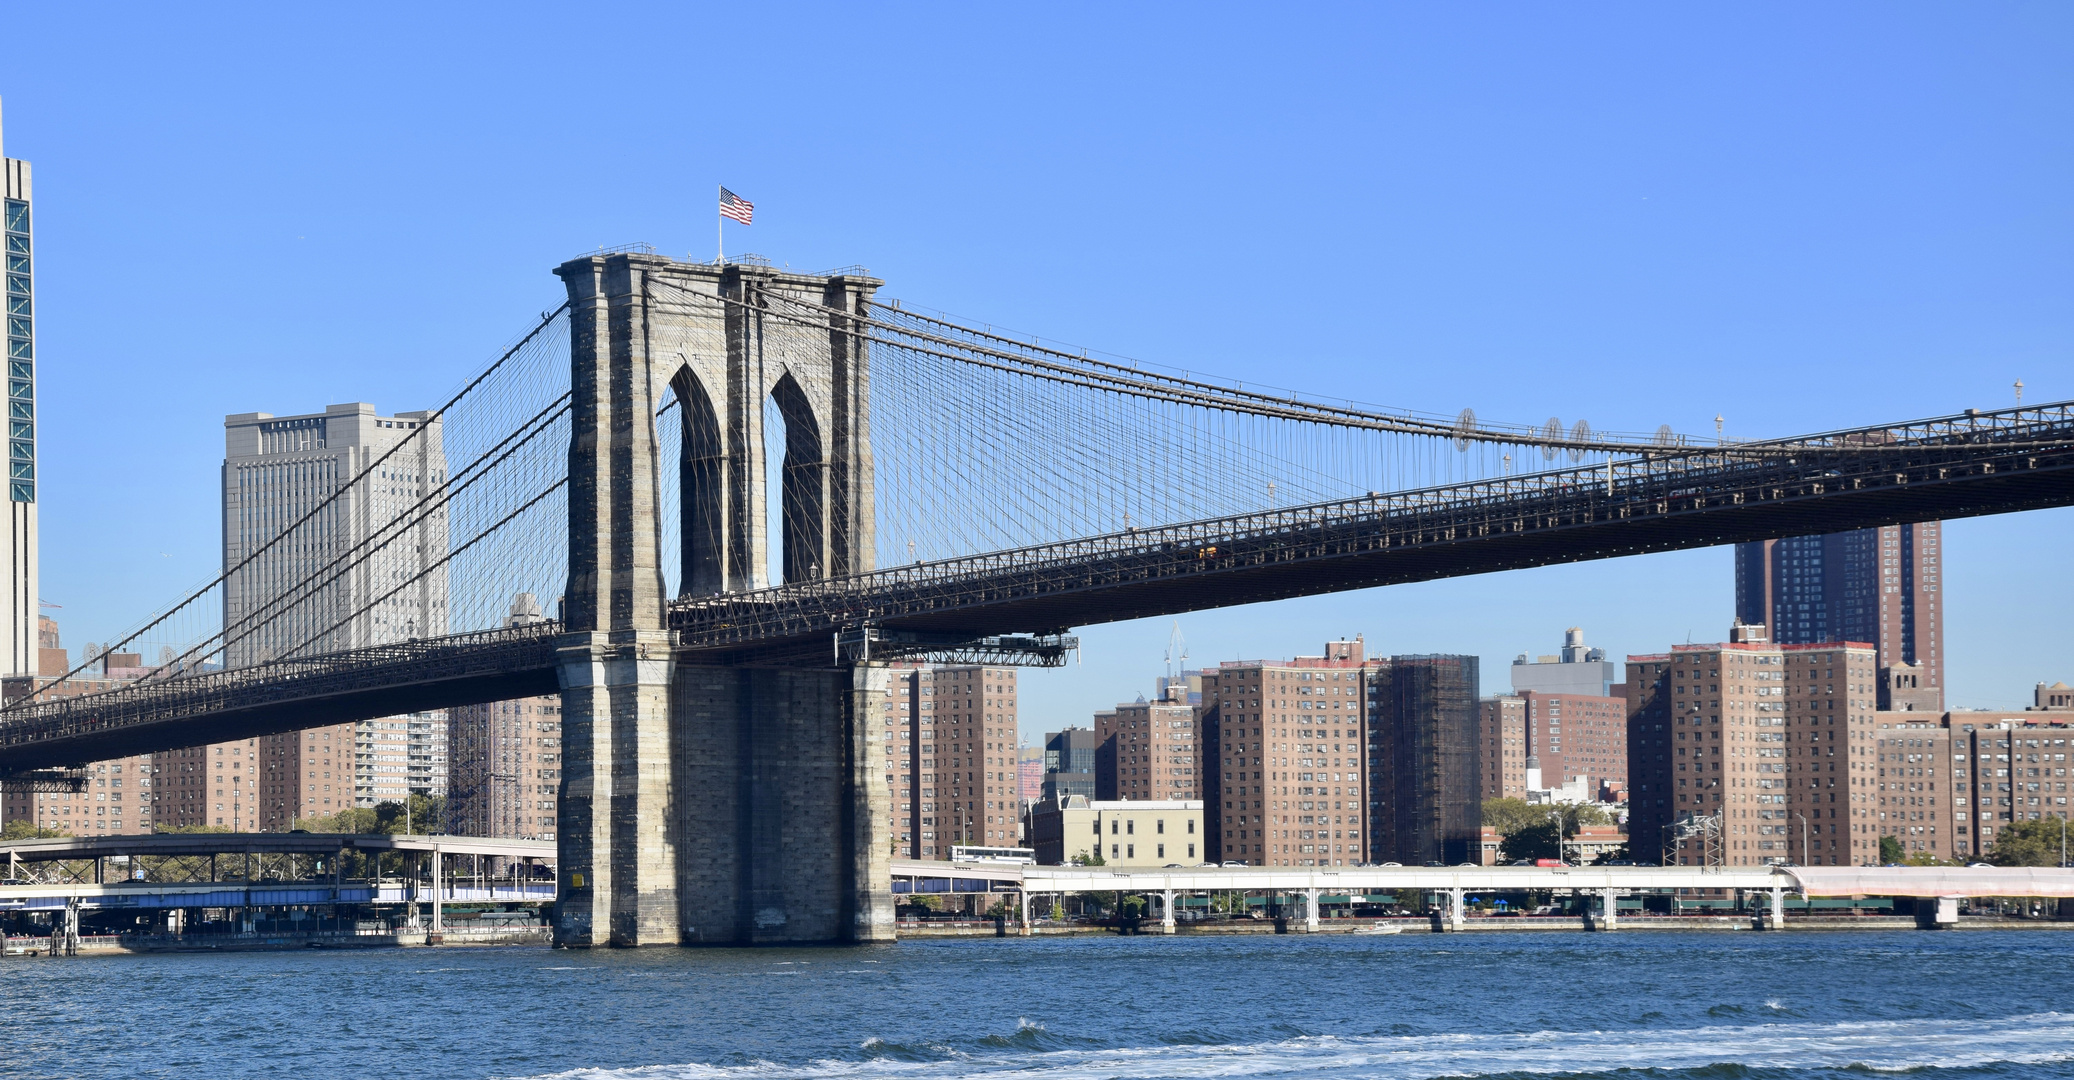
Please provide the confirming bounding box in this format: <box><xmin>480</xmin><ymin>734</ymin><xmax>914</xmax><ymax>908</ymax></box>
<box><xmin>717</xmin><ymin>183</ymin><xmax>723</xmax><ymax>264</ymax></box>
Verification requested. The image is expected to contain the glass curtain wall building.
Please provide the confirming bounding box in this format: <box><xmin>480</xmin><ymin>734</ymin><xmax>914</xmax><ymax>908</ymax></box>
<box><xmin>1</xmin><ymin>100</ymin><xmax>39</xmax><ymax>678</ymax></box>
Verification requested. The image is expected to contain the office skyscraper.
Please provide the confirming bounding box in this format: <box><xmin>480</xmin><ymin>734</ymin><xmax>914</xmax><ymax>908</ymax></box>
<box><xmin>2</xmin><ymin>101</ymin><xmax>39</xmax><ymax>677</ymax></box>
<box><xmin>222</xmin><ymin>402</ymin><xmax>447</xmax><ymax>661</ymax></box>
<box><xmin>222</xmin><ymin>402</ymin><xmax>449</xmax><ymax>826</ymax></box>
<box><xmin>1734</xmin><ymin>524</ymin><xmax>1943</xmax><ymax>711</ymax></box>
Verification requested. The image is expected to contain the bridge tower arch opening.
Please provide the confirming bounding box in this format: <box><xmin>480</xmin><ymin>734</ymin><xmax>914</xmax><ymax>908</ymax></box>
<box><xmin>764</xmin><ymin>370</ymin><xmax>827</xmax><ymax>587</ymax></box>
<box><xmin>671</xmin><ymin>367</ymin><xmax>725</xmax><ymax>598</ymax></box>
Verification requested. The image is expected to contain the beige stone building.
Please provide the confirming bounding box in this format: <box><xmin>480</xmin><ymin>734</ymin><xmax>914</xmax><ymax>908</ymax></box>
<box><xmin>1030</xmin><ymin>795</ymin><xmax>1204</xmax><ymax>866</ymax></box>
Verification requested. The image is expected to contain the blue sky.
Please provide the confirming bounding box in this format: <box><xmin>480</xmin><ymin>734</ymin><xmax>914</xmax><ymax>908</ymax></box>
<box><xmin>4</xmin><ymin>3</ymin><xmax>2069</xmax><ymax>739</ymax></box>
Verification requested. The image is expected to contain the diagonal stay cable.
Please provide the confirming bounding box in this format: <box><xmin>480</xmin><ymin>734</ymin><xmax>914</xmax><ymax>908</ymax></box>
<box><xmin>7</xmin><ymin>303</ymin><xmax>572</xmax><ymax>708</ymax></box>
<box><xmin>211</xmin><ymin>395</ymin><xmax>574</xmax><ymax>669</ymax></box>
<box><xmin>280</xmin><ymin>478</ymin><xmax>572</xmax><ymax>662</ymax></box>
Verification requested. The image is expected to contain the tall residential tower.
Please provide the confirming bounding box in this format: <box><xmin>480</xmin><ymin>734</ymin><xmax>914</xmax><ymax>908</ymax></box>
<box><xmin>1735</xmin><ymin>524</ymin><xmax>1943</xmax><ymax>711</ymax></box>
<box><xmin>2</xmin><ymin>101</ymin><xmax>39</xmax><ymax>677</ymax></box>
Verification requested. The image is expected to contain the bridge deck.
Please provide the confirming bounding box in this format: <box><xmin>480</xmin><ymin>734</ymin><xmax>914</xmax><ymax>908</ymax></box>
<box><xmin>0</xmin><ymin>403</ymin><xmax>2069</xmax><ymax>772</ymax></box>
<box><xmin>672</xmin><ymin>402</ymin><xmax>2074</xmax><ymax>662</ymax></box>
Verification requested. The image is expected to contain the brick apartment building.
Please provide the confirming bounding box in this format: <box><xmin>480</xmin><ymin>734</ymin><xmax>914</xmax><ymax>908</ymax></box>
<box><xmin>1368</xmin><ymin>654</ymin><xmax>1482</xmax><ymax>866</ymax></box>
<box><xmin>1094</xmin><ymin>684</ymin><xmax>1202</xmax><ymax>802</ymax></box>
<box><xmin>448</xmin><ymin>695</ymin><xmax>562</xmax><ymax>839</ymax></box>
<box><xmin>1626</xmin><ymin>622</ymin><xmax>1879</xmax><ymax>867</ymax></box>
<box><xmin>1479</xmin><ymin>695</ymin><xmax>1527</xmax><ymax>798</ymax></box>
<box><xmin>1519</xmin><ymin>691</ymin><xmax>1627</xmax><ymax>795</ymax></box>
<box><xmin>1198</xmin><ymin>640</ymin><xmax>1371</xmax><ymax>868</ymax></box>
<box><xmin>884</xmin><ymin>663</ymin><xmax>1021</xmax><ymax>858</ymax></box>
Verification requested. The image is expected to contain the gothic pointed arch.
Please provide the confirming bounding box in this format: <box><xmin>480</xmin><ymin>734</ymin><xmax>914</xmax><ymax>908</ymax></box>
<box><xmin>671</xmin><ymin>364</ymin><xmax>726</xmax><ymax>596</ymax></box>
<box><xmin>767</xmin><ymin>370</ymin><xmax>827</xmax><ymax>583</ymax></box>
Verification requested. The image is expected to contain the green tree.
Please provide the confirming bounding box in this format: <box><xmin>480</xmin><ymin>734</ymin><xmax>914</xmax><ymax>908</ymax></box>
<box><xmin>1986</xmin><ymin>818</ymin><xmax>2072</xmax><ymax>868</ymax></box>
<box><xmin>905</xmin><ymin>893</ymin><xmax>940</xmax><ymax>911</ymax></box>
<box><xmin>1879</xmin><ymin>835</ymin><xmax>1905</xmax><ymax>864</ymax></box>
<box><xmin>2</xmin><ymin>820</ymin><xmax>66</xmax><ymax>840</ymax></box>
<box><xmin>1483</xmin><ymin>798</ymin><xmax>1610</xmax><ymax>837</ymax></box>
<box><xmin>371</xmin><ymin>794</ymin><xmax>446</xmax><ymax>835</ymax></box>
<box><xmin>1500</xmin><ymin>821</ymin><xmax>1562</xmax><ymax>863</ymax></box>
<box><xmin>153</xmin><ymin>823</ymin><xmax>231</xmax><ymax>835</ymax></box>
<box><xmin>292</xmin><ymin>807</ymin><xmax>379</xmax><ymax>834</ymax></box>
<box><xmin>1070</xmin><ymin>847</ymin><xmax>1105</xmax><ymax>866</ymax></box>
<box><xmin>1482</xmin><ymin>798</ymin><xmax>1544</xmax><ymax>836</ymax></box>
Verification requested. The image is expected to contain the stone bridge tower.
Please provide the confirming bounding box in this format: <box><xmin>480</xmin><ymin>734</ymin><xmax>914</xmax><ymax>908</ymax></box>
<box><xmin>553</xmin><ymin>252</ymin><xmax>892</xmax><ymax>946</ymax></box>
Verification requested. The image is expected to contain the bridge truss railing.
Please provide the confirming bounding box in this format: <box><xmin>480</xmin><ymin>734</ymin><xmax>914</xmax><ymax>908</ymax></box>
<box><xmin>670</xmin><ymin>400</ymin><xmax>2074</xmax><ymax>657</ymax></box>
<box><xmin>0</xmin><ymin>622</ymin><xmax>563</xmax><ymax>768</ymax></box>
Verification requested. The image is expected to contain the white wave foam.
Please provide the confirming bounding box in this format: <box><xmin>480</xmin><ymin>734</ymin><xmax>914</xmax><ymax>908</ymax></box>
<box><xmin>506</xmin><ymin>1011</ymin><xmax>2074</xmax><ymax>1080</ymax></box>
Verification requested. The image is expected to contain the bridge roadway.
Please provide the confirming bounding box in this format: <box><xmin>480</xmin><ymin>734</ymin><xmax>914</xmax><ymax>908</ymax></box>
<box><xmin>0</xmin><ymin>402</ymin><xmax>2069</xmax><ymax>772</ymax></box>
<box><xmin>896</xmin><ymin>861</ymin><xmax>2074</xmax><ymax>930</ymax></box>
<box><xmin>674</xmin><ymin>402</ymin><xmax>2074</xmax><ymax>662</ymax></box>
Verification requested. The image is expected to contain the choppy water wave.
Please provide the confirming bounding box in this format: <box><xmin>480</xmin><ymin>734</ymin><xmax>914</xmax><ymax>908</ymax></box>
<box><xmin>513</xmin><ymin>1012</ymin><xmax>2074</xmax><ymax>1080</ymax></box>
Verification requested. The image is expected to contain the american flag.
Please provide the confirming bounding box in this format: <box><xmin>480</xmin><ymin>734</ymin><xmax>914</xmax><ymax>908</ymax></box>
<box><xmin>719</xmin><ymin>187</ymin><xmax>754</xmax><ymax>225</ymax></box>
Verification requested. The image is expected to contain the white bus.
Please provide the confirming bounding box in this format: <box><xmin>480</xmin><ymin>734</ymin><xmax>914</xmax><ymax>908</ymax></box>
<box><xmin>949</xmin><ymin>845</ymin><xmax>1036</xmax><ymax>865</ymax></box>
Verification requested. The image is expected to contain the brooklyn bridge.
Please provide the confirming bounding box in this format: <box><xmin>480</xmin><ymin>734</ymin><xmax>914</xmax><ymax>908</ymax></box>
<box><xmin>1</xmin><ymin>250</ymin><xmax>2069</xmax><ymax>946</ymax></box>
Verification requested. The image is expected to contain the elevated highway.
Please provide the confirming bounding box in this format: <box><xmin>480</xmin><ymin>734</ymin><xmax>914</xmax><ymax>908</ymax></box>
<box><xmin>894</xmin><ymin>861</ymin><xmax>2074</xmax><ymax>931</ymax></box>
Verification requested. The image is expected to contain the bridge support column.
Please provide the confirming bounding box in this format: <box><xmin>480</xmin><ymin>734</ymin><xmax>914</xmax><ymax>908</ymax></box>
<box><xmin>1304</xmin><ymin>888</ymin><xmax>1321</xmax><ymax>933</ymax></box>
<box><xmin>556</xmin><ymin>631</ymin><xmax>680</xmax><ymax>947</ymax></box>
<box><xmin>1767</xmin><ymin>886</ymin><xmax>1785</xmax><ymax>929</ymax></box>
<box><xmin>673</xmin><ymin>661</ymin><xmax>892</xmax><ymax>944</ymax></box>
<box><xmin>1601</xmin><ymin>886</ymin><xmax>1618</xmax><ymax>931</ymax></box>
<box><xmin>1448</xmin><ymin>886</ymin><xmax>1466</xmax><ymax>932</ymax></box>
<box><xmin>1161</xmin><ymin>889</ymin><xmax>1177</xmax><ymax>934</ymax></box>
<box><xmin>846</xmin><ymin>664</ymin><xmax>895</xmax><ymax>943</ymax></box>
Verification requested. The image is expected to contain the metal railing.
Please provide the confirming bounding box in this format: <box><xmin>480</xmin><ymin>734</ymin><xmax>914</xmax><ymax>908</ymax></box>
<box><xmin>0</xmin><ymin>622</ymin><xmax>562</xmax><ymax>769</ymax></box>
<box><xmin>669</xmin><ymin>401</ymin><xmax>2074</xmax><ymax>656</ymax></box>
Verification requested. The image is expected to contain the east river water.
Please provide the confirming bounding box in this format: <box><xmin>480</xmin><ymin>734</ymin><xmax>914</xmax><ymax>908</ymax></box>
<box><xmin>5</xmin><ymin>932</ymin><xmax>2072</xmax><ymax>1079</ymax></box>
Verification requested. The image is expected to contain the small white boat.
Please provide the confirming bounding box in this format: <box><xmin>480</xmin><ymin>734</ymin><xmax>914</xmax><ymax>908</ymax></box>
<box><xmin>1352</xmin><ymin>921</ymin><xmax>1403</xmax><ymax>935</ymax></box>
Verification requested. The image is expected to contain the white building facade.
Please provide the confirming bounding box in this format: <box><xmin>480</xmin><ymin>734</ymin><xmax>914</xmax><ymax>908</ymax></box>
<box><xmin>2</xmin><ymin>101</ymin><xmax>39</xmax><ymax>678</ymax></box>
